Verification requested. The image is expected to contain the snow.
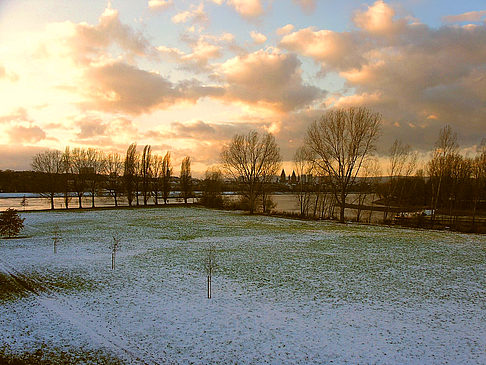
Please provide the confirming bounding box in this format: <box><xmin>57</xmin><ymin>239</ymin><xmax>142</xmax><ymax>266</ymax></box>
<box><xmin>1</xmin><ymin>207</ymin><xmax>485</xmax><ymax>364</ymax></box>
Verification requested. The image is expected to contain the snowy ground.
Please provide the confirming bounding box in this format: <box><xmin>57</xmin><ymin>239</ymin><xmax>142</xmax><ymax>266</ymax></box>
<box><xmin>0</xmin><ymin>207</ymin><xmax>485</xmax><ymax>364</ymax></box>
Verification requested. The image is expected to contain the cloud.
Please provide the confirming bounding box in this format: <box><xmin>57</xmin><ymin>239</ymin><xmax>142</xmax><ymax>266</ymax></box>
<box><xmin>0</xmin><ymin>145</ymin><xmax>55</xmax><ymax>171</ymax></box>
<box><xmin>76</xmin><ymin>118</ymin><xmax>108</xmax><ymax>139</ymax></box>
<box><xmin>148</xmin><ymin>0</ymin><xmax>173</xmax><ymax>11</ymax></box>
<box><xmin>292</xmin><ymin>0</ymin><xmax>316</xmax><ymax>14</ymax></box>
<box><xmin>0</xmin><ymin>65</ymin><xmax>19</xmax><ymax>82</ymax></box>
<box><xmin>170</xmin><ymin>120</ymin><xmax>257</xmax><ymax>140</ymax></box>
<box><xmin>8</xmin><ymin>125</ymin><xmax>46</xmax><ymax>143</ymax></box>
<box><xmin>227</xmin><ymin>0</ymin><xmax>264</xmax><ymax>19</ymax></box>
<box><xmin>279</xmin><ymin>5</ymin><xmax>486</xmax><ymax>150</ymax></box>
<box><xmin>276</xmin><ymin>24</ymin><xmax>294</xmax><ymax>36</ymax></box>
<box><xmin>71</xmin><ymin>116</ymin><xmax>138</xmax><ymax>148</ymax></box>
<box><xmin>280</xmin><ymin>27</ymin><xmax>364</xmax><ymax>70</ymax></box>
<box><xmin>353</xmin><ymin>0</ymin><xmax>406</xmax><ymax>35</ymax></box>
<box><xmin>172</xmin><ymin>3</ymin><xmax>208</xmax><ymax>25</ymax></box>
<box><xmin>37</xmin><ymin>3</ymin><xmax>152</xmax><ymax>67</ymax></box>
<box><xmin>250</xmin><ymin>31</ymin><xmax>267</xmax><ymax>44</ymax></box>
<box><xmin>158</xmin><ymin>36</ymin><xmax>223</xmax><ymax>72</ymax></box>
<box><xmin>81</xmin><ymin>61</ymin><xmax>224</xmax><ymax>114</ymax></box>
<box><xmin>0</xmin><ymin>108</ymin><xmax>30</xmax><ymax>124</ymax></box>
<box><xmin>219</xmin><ymin>49</ymin><xmax>323</xmax><ymax>112</ymax></box>
<box><xmin>443</xmin><ymin>10</ymin><xmax>486</xmax><ymax>24</ymax></box>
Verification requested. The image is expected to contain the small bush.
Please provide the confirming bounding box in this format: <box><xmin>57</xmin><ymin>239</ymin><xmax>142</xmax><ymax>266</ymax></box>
<box><xmin>0</xmin><ymin>209</ymin><xmax>25</xmax><ymax>238</ymax></box>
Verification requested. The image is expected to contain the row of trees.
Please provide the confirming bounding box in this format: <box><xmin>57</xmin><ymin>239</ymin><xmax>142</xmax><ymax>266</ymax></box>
<box><xmin>31</xmin><ymin>144</ymin><xmax>193</xmax><ymax>210</ymax></box>
<box><xmin>220</xmin><ymin>107</ymin><xmax>381</xmax><ymax>222</ymax></box>
<box><xmin>220</xmin><ymin>107</ymin><xmax>486</xmax><ymax>225</ymax></box>
<box><xmin>26</xmin><ymin>106</ymin><xmax>486</xmax><ymax>224</ymax></box>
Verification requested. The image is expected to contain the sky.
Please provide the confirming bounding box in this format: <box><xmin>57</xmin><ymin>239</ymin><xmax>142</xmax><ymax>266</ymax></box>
<box><xmin>0</xmin><ymin>0</ymin><xmax>485</xmax><ymax>175</ymax></box>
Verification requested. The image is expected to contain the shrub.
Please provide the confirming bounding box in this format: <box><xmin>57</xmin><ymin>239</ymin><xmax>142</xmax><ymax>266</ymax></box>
<box><xmin>0</xmin><ymin>209</ymin><xmax>25</xmax><ymax>238</ymax></box>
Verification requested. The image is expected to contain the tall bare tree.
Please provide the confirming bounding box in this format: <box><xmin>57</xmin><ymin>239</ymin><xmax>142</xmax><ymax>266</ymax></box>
<box><xmin>427</xmin><ymin>125</ymin><xmax>458</xmax><ymax>222</ymax></box>
<box><xmin>151</xmin><ymin>154</ymin><xmax>164</xmax><ymax>205</ymax></box>
<box><xmin>304</xmin><ymin>107</ymin><xmax>382</xmax><ymax>223</ymax></box>
<box><xmin>382</xmin><ymin>139</ymin><xmax>417</xmax><ymax>220</ymax></box>
<box><xmin>105</xmin><ymin>152</ymin><xmax>123</xmax><ymax>207</ymax></box>
<box><xmin>180</xmin><ymin>156</ymin><xmax>193</xmax><ymax>204</ymax></box>
<box><xmin>31</xmin><ymin>150</ymin><xmax>64</xmax><ymax>210</ymax></box>
<box><xmin>161</xmin><ymin>152</ymin><xmax>172</xmax><ymax>204</ymax></box>
<box><xmin>124</xmin><ymin>143</ymin><xmax>138</xmax><ymax>207</ymax></box>
<box><xmin>472</xmin><ymin>140</ymin><xmax>486</xmax><ymax>227</ymax></box>
<box><xmin>141</xmin><ymin>145</ymin><xmax>152</xmax><ymax>206</ymax></box>
<box><xmin>70</xmin><ymin>148</ymin><xmax>88</xmax><ymax>208</ymax></box>
<box><xmin>85</xmin><ymin>148</ymin><xmax>106</xmax><ymax>208</ymax></box>
<box><xmin>221</xmin><ymin>130</ymin><xmax>281</xmax><ymax>214</ymax></box>
<box><xmin>61</xmin><ymin>147</ymin><xmax>72</xmax><ymax>209</ymax></box>
<box><xmin>294</xmin><ymin>146</ymin><xmax>313</xmax><ymax>217</ymax></box>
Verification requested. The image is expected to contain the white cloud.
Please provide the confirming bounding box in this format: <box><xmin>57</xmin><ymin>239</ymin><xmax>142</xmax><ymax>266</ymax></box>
<box><xmin>443</xmin><ymin>10</ymin><xmax>486</xmax><ymax>24</ymax></box>
<box><xmin>219</xmin><ymin>49</ymin><xmax>322</xmax><ymax>112</ymax></box>
<box><xmin>227</xmin><ymin>0</ymin><xmax>264</xmax><ymax>19</ymax></box>
<box><xmin>276</xmin><ymin>24</ymin><xmax>294</xmax><ymax>36</ymax></box>
<box><xmin>353</xmin><ymin>0</ymin><xmax>406</xmax><ymax>35</ymax></box>
<box><xmin>148</xmin><ymin>0</ymin><xmax>173</xmax><ymax>11</ymax></box>
<box><xmin>250</xmin><ymin>31</ymin><xmax>267</xmax><ymax>44</ymax></box>
<box><xmin>172</xmin><ymin>3</ymin><xmax>208</xmax><ymax>24</ymax></box>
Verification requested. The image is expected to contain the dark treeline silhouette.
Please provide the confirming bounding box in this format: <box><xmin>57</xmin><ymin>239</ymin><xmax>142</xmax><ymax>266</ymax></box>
<box><xmin>7</xmin><ymin>144</ymin><xmax>195</xmax><ymax>210</ymax></box>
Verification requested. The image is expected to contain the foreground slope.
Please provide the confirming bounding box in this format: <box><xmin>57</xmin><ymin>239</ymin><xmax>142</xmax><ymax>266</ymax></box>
<box><xmin>0</xmin><ymin>207</ymin><xmax>485</xmax><ymax>364</ymax></box>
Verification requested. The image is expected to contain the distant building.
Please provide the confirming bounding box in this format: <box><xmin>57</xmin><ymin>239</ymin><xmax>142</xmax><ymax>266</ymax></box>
<box><xmin>280</xmin><ymin>169</ymin><xmax>286</xmax><ymax>183</ymax></box>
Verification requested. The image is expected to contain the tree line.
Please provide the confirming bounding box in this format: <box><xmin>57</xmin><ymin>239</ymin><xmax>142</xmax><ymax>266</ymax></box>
<box><xmin>2</xmin><ymin>106</ymin><xmax>485</xmax><ymax>229</ymax></box>
<box><xmin>29</xmin><ymin>143</ymin><xmax>193</xmax><ymax>210</ymax></box>
<box><xmin>219</xmin><ymin>107</ymin><xmax>486</xmax><ymax>229</ymax></box>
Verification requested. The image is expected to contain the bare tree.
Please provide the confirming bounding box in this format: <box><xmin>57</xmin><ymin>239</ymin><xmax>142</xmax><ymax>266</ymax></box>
<box><xmin>354</xmin><ymin>158</ymin><xmax>379</xmax><ymax>223</ymax></box>
<box><xmin>85</xmin><ymin>148</ymin><xmax>106</xmax><ymax>208</ymax></box>
<box><xmin>205</xmin><ymin>245</ymin><xmax>216</xmax><ymax>299</ymax></box>
<box><xmin>180</xmin><ymin>156</ymin><xmax>193</xmax><ymax>204</ymax></box>
<box><xmin>382</xmin><ymin>140</ymin><xmax>417</xmax><ymax>220</ymax></box>
<box><xmin>294</xmin><ymin>146</ymin><xmax>313</xmax><ymax>217</ymax></box>
<box><xmin>70</xmin><ymin>148</ymin><xmax>88</xmax><ymax>209</ymax></box>
<box><xmin>151</xmin><ymin>154</ymin><xmax>164</xmax><ymax>205</ymax></box>
<box><xmin>427</xmin><ymin>125</ymin><xmax>458</xmax><ymax>222</ymax></box>
<box><xmin>31</xmin><ymin>150</ymin><xmax>64</xmax><ymax>210</ymax></box>
<box><xmin>106</xmin><ymin>152</ymin><xmax>123</xmax><ymax>207</ymax></box>
<box><xmin>111</xmin><ymin>236</ymin><xmax>120</xmax><ymax>270</ymax></box>
<box><xmin>305</xmin><ymin>107</ymin><xmax>382</xmax><ymax>223</ymax></box>
<box><xmin>61</xmin><ymin>147</ymin><xmax>72</xmax><ymax>209</ymax></box>
<box><xmin>161</xmin><ymin>152</ymin><xmax>172</xmax><ymax>204</ymax></box>
<box><xmin>141</xmin><ymin>145</ymin><xmax>152</xmax><ymax>206</ymax></box>
<box><xmin>52</xmin><ymin>225</ymin><xmax>61</xmax><ymax>254</ymax></box>
<box><xmin>124</xmin><ymin>143</ymin><xmax>138</xmax><ymax>207</ymax></box>
<box><xmin>472</xmin><ymin>140</ymin><xmax>486</xmax><ymax>228</ymax></box>
<box><xmin>221</xmin><ymin>130</ymin><xmax>281</xmax><ymax>214</ymax></box>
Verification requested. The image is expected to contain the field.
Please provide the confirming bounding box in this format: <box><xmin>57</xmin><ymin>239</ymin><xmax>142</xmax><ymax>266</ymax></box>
<box><xmin>0</xmin><ymin>207</ymin><xmax>485</xmax><ymax>364</ymax></box>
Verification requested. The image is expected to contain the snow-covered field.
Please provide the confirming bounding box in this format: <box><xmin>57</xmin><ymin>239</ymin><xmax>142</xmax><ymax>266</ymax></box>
<box><xmin>1</xmin><ymin>207</ymin><xmax>485</xmax><ymax>364</ymax></box>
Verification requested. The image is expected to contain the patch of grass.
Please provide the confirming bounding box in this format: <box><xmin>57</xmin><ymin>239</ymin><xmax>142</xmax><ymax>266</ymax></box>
<box><xmin>0</xmin><ymin>270</ymin><xmax>100</xmax><ymax>301</ymax></box>
<box><xmin>0</xmin><ymin>272</ymin><xmax>30</xmax><ymax>300</ymax></box>
<box><xmin>0</xmin><ymin>344</ymin><xmax>124</xmax><ymax>365</ymax></box>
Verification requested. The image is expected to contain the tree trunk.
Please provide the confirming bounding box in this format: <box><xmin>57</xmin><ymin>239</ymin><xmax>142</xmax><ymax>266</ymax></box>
<box><xmin>114</xmin><ymin>193</ymin><xmax>118</xmax><ymax>207</ymax></box>
<box><xmin>207</xmin><ymin>274</ymin><xmax>211</xmax><ymax>299</ymax></box>
<box><xmin>50</xmin><ymin>194</ymin><xmax>55</xmax><ymax>210</ymax></box>
<box><xmin>339</xmin><ymin>190</ymin><xmax>346</xmax><ymax>223</ymax></box>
